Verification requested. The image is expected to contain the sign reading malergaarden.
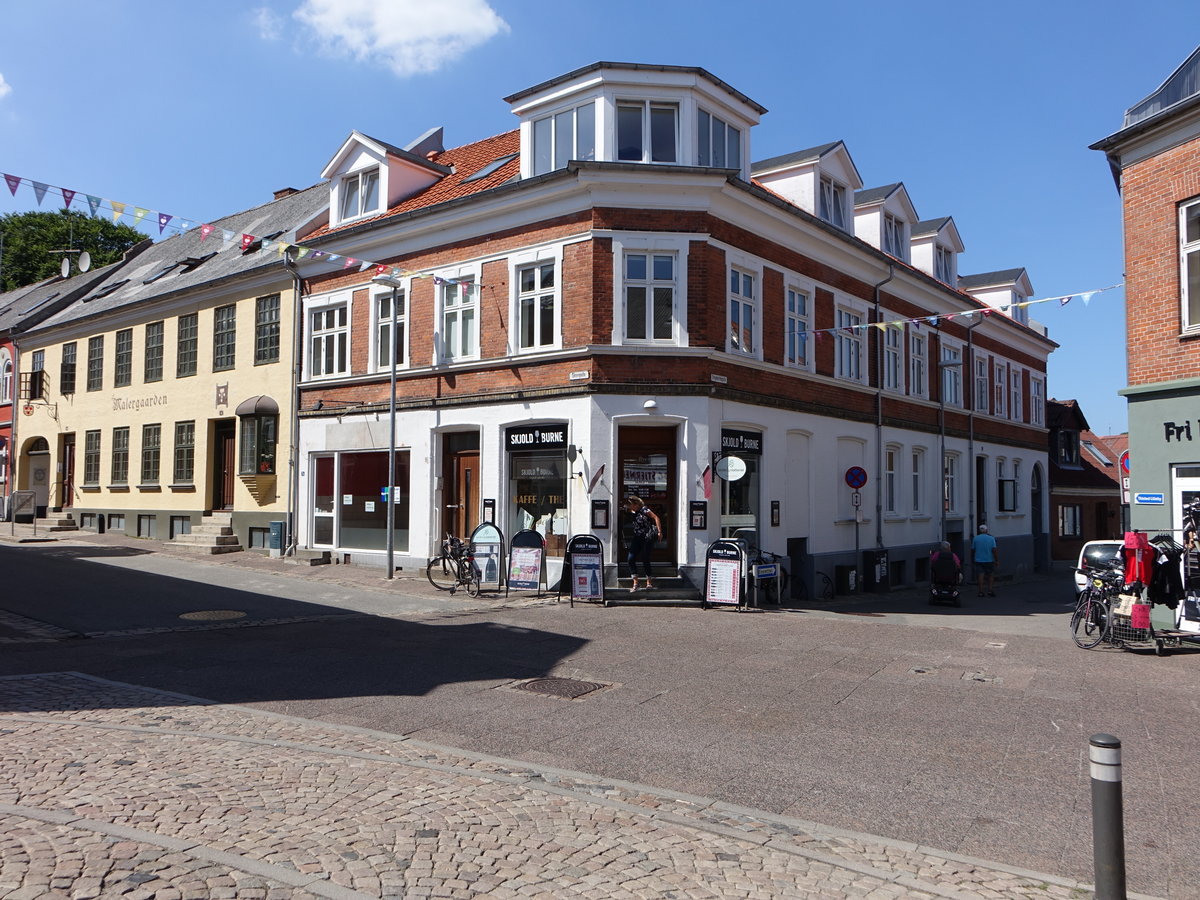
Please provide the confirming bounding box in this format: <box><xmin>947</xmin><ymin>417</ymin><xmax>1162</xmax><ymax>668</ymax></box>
<box><xmin>113</xmin><ymin>394</ymin><xmax>168</xmax><ymax>412</ymax></box>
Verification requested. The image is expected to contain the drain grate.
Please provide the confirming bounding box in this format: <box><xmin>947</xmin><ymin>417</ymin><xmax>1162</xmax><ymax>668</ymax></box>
<box><xmin>179</xmin><ymin>610</ymin><xmax>247</xmax><ymax>622</ymax></box>
<box><xmin>511</xmin><ymin>677</ymin><xmax>608</xmax><ymax>700</ymax></box>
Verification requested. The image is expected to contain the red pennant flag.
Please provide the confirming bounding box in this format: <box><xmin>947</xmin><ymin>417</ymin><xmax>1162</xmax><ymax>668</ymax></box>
<box><xmin>3</xmin><ymin>174</ymin><xmax>19</xmax><ymax>195</ymax></box>
<box><xmin>199</xmin><ymin>224</ymin><xmax>214</xmax><ymax>241</ymax></box>
<box><xmin>374</xmin><ymin>265</ymin><xmax>389</xmax><ymax>276</ymax></box>
<box><xmin>241</xmin><ymin>234</ymin><xmax>254</xmax><ymax>251</ymax></box>
<box><xmin>61</xmin><ymin>189</ymin><xmax>75</xmax><ymax>209</ymax></box>
<box><xmin>343</xmin><ymin>258</ymin><xmax>358</xmax><ymax>269</ymax></box>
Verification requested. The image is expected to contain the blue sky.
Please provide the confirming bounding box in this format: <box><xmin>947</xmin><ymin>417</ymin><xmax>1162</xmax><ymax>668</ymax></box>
<box><xmin>2</xmin><ymin>0</ymin><xmax>1198</xmax><ymax>435</ymax></box>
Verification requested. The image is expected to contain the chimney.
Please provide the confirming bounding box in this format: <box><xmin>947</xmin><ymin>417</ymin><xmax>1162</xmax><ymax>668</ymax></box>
<box><xmin>273</xmin><ymin>187</ymin><xmax>299</xmax><ymax>200</ymax></box>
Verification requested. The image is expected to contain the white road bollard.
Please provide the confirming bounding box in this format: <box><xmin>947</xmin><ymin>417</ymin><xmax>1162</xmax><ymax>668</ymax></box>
<box><xmin>1089</xmin><ymin>733</ymin><xmax>1127</xmax><ymax>899</ymax></box>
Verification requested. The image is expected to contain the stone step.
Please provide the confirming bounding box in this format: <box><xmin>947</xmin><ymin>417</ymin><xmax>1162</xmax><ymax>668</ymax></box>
<box><xmin>173</xmin><ymin>533</ymin><xmax>241</xmax><ymax>546</ymax></box>
<box><xmin>172</xmin><ymin>542</ymin><xmax>244</xmax><ymax>555</ymax></box>
<box><xmin>191</xmin><ymin>524</ymin><xmax>234</xmax><ymax>536</ymax></box>
<box><xmin>202</xmin><ymin>514</ymin><xmax>233</xmax><ymax>526</ymax></box>
<box><xmin>37</xmin><ymin>517</ymin><xmax>78</xmax><ymax>530</ymax></box>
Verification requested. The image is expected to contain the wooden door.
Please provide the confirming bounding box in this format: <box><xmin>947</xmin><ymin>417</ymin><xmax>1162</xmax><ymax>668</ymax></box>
<box><xmin>213</xmin><ymin>421</ymin><xmax>236</xmax><ymax>510</ymax></box>
<box><xmin>60</xmin><ymin>435</ymin><xmax>76</xmax><ymax>509</ymax></box>
<box><xmin>443</xmin><ymin>450</ymin><xmax>479</xmax><ymax>539</ymax></box>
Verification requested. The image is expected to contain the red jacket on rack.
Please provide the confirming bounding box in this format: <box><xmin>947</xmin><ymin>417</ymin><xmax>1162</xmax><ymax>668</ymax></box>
<box><xmin>1123</xmin><ymin>531</ymin><xmax>1155</xmax><ymax>586</ymax></box>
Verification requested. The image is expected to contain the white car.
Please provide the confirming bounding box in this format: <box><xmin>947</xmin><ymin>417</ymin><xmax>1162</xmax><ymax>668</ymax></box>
<box><xmin>1074</xmin><ymin>540</ymin><xmax>1124</xmax><ymax>595</ymax></box>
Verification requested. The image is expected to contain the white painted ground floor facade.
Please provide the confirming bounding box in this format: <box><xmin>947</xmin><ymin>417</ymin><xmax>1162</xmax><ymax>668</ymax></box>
<box><xmin>297</xmin><ymin>394</ymin><xmax>1049</xmax><ymax>592</ymax></box>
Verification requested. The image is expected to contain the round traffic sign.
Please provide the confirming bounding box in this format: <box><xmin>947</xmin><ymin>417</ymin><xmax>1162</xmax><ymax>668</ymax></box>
<box><xmin>845</xmin><ymin>466</ymin><xmax>868</xmax><ymax>489</ymax></box>
<box><xmin>1119</xmin><ymin>450</ymin><xmax>1130</xmax><ymax>474</ymax></box>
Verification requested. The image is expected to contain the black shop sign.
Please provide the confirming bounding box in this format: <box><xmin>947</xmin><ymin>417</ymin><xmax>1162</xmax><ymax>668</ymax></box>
<box><xmin>721</xmin><ymin>428</ymin><xmax>762</xmax><ymax>456</ymax></box>
<box><xmin>506</xmin><ymin>424</ymin><xmax>568</xmax><ymax>452</ymax></box>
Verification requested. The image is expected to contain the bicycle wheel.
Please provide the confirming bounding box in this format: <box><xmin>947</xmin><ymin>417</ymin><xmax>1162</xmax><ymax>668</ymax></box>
<box><xmin>1070</xmin><ymin>596</ymin><xmax>1105</xmax><ymax>649</ymax></box>
<box><xmin>426</xmin><ymin>556</ymin><xmax>458</xmax><ymax>591</ymax></box>
<box><xmin>462</xmin><ymin>558</ymin><xmax>481</xmax><ymax>597</ymax></box>
<box><xmin>817</xmin><ymin>572</ymin><xmax>834</xmax><ymax>601</ymax></box>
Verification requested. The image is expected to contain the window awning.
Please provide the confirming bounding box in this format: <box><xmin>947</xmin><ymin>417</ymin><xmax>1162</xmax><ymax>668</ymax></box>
<box><xmin>235</xmin><ymin>395</ymin><xmax>280</xmax><ymax>416</ymax></box>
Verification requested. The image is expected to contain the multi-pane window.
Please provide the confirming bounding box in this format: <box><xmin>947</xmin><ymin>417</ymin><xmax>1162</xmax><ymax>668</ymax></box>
<box><xmin>884</xmin><ymin>447</ymin><xmax>898</xmax><ymax>514</ymax></box>
<box><xmin>213</xmin><ymin>304</ymin><xmax>236</xmax><ymax>371</ymax></box>
<box><xmin>310</xmin><ymin>305</ymin><xmax>348</xmax><ymax>376</ymax></box>
<box><xmin>86</xmin><ymin>336</ymin><xmax>104</xmax><ymax>391</ymax></box>
<box><xmin>83</xmin><ymin>430</ymin><xmax>101</xmax><ymax>485</ymax></box>
<box><xmin>911</xmin><ymin>449</ymin><xmax>924</xmax><ymax>514</ymax></box>
<box><xmin>173</xmin><ymin>421</ymin><xmax>195</xmax><ymax>485</ymax></box>
<box><xmin>998</xmin><ymin>458</ymin><xmax>1017</xmax><ymax>512</ymax></box>
<box><xmin>909</xmin><ymin>333</ymin><xmax>927</xmax><ymax>397</ymax></box>
<box><xmin>697</xmin><ymin>110</ymin><xmax>741</xmax><ymax>170</ymax></box>
<box><xmin>836</xmin><ymin>309</ymin><xmax>862</xmax><ymax>380</ymax></box>
<box><xmin>1059</xmin><ymin>504</ymin><xmax>1082</xmax><ymax>538</ymax></box>
<box><xmin>975</xmin><ymin>357</ymin><xmax>989</xmax><ymax>411</ymax></box>
<box><xmin>60</xmin><ymin>343</ymin><xmax>76</xmax><ymax>395</ymax></box>
<box><xmin>339</xmin><ymin>167</ymin><xmax>379</xmax><ymax>221</ymax></box>
<box><xmin>1031</xmin><ymin>377</ymin><xmax>1046</xmax><ymax>426</ymax></box>
<box><xmin>1011</xmin><ymin>294</ymin><xmax>1030</xmax><ymax>325</ymax></box>
<box><xmin>624</xmin><ymin>253</ymin><xmax>675</xmax><ymax>342</ymax></box>
<box><xmin>441</xmin><ymin>278</ymin><xmax>478</xmax><ymax>361</ymax></box>
<box><xmin>111</xmin><ymin>427</ymin><xmax>129</xmax><ymax>485</ymax></box>
<box><xmin>1057</xmin><ymin>429</ymin><xmax>1080</xmax><ymax>467</ymax></box>
<box><xmin>943</xmin><ymin>453</ymin><xmax>959</xmax><ymax>513</ymax></box>
<box><xmin>27</xmin><ymin>350</ymin><xmax>45</xmax><ymax>399</ymax></box>
<box><xmin>1181</xmin><ymin>199</ymin><xmax>1200</xmax><ymax>330</ymax></box>
<box><xmin>883</xmin><ymin>324</ymin><xmax>902</xmax><ymax>391</ymax></box>
<box><xmin>375</xmin><ymin>290</ymin><xmax>407</xmax><ymax>369</ymax></box>
<box><xmin>255</xmin><ymin>295</ymin><xmax>280</xmax><ymax>365</ymax></box>
<box><xmin>114</xmin><ymin>329</ymin><xmax>133</xmax><ymax>387</ymax></box>
<box><xmin>993</xmin><ymin>360</ymin><xmax>1007</xmax><ymax>417</ymax></box>
<box><xmin>728</xmin><ymin>269</ymin><xmax>756</xmax><ymax>356</ymax></box>
<box><xmin>616</xmin><ymin>101</ymin><xmax>677</xmax><ymax>163</ymax></box>
<box><xmin>144</xmin><ymin>322</ymin><xmax>164</xmax><ymax>383</ymax></box>
<box><xmin>785</xmin><ymin>288</ymin><xmax>809</xmax><ymax>367</ymax></box>
<box><xmin>882</xmin><ymin>214</ymin><xmax>905</xmax><ymax>258</ymax></box>
<box><xmin>517</xmin><ymin>264</ymin><xmax>556</xmax><ymax>351</ymax></box>
<box><xmin>818</xmin><ymin>176</ymin><xmax>847</xmax><ymax>229</ymax></box>
<box><xmin>177</xmin><ymin>313</ymin><xmax>198</xmax><ymax>377</ymax></box>
<box><xmin>0</xmin><ymin>351</ymin><xmax>11</xmax><ymax>403</ymax></box>
<box><xmin>935</xmin><ymin>245</ymin><xmax>954</xmax><ymax>283</ymax></box>
<box><xmin>239</xmin><ymin>414</ymin><xmax>278</xmax><ymax>475</ymax></box>
<box><xmin>1010</xmin><ymin>369</ymin><xmax>1023</xmax><ymax>421</ymax></box>
<box><xmin>141</xmin><ymin>424</ymin><xmax>161</xmax><ymax>485</ymax></box>
<box><xmin>532</xmin><ymin>102</ymin><xmax>595</xmax><ymax>175</ymax></box>
<box><xmin>941</xmin><ymin>345</ymin><xmax>962</xmax><ymax>406</ymax></box>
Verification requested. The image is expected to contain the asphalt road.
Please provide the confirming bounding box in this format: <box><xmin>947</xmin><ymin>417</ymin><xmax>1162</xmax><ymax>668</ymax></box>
<box><xmin>0</xmin><ymin>538</ymin><xmax>1196</xmax><ymax>897</ymax></box>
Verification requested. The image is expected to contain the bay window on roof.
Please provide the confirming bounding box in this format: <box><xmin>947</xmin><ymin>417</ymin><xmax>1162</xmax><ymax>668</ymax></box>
<box><xmin>698</xmin><ymin>110</ymin><xmax>740</xmax><ymax>169</ymax></box>
<box><xmin>617</xmin><ymin>101</ymin><xmax>678</xmax><ymax>163</ymax></box>
<box><xmin>819</xmin><ymin>175</ymin><xmax>848</xmax><ymax>229</ymax></box>
<box><xmin>882</xmin><ymin>213</ymin><xmax>906</xmax><ymax>258</ymax></box>
<box><xmin>340</xmin><ymin>167</ymin><xmax>380</xmax><ymax>221</ymax></box>
<box><xmin>532</xmin><ymin>102</ymin><xmax>595</xmax><ymax>176</ymax></box>
<box><xmin>935</xmin><ymin>245</ymin><xmax>955</xmax><ymax>283</ymax></box>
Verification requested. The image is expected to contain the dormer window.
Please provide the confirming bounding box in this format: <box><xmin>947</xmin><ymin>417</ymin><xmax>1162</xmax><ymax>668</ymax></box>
<box><xmin>698</xmin><ymin>110</ymin><xmax>741</xmax><ymax>170</ymax></box>
<box><xmin>532</xmin><ymin>102</ymin><xmax>595</xmax><ymax>176</ymax></box>
<box><xmin>340</xmin><ymin>167</ymin><xmax>380</xmax><ymax>221</ymax></box>
<box><xmin>935</xmin><ymin>245</ymin><xmax>954</xmax><ymax>283</ymax></box>
<box><xmin>882</xmin><ymin>213</ymin><xmax>906</xmax><ymax>258</ymax></box>
<box><xmin>819</xmin><ymin>175</ymin><xmax>848</xmax><ymax>229</ymax></box>
<box><xmin>1011</xmin><ymin>294</ymin><xmax>1030</xmax><ymax>325</ymax></box>
<box><xmin>1057</xmin><ymin>429</ymin><xmax>1081</xmax><ymax>467</ymax></box>
<box><xmin>617</xmin><ymin>101</ymin><xmax>678</xmax><ymax>163</ymax></box>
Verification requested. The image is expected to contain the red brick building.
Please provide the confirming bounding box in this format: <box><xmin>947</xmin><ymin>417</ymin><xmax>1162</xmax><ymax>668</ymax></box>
<box><xmin>294</xmin><ymin>62</ymin><xmax>1055</xmax><ymax>591</ymax></box>
<box><xmin>1046</xmin><ymin>400</ymin><xmax>1122</xmax><ymax>560</ymax></box>
<box><xmin>1092</xmin><ymin>46</ymin><xmax>1200</xmax><ymax>533</ymax></box>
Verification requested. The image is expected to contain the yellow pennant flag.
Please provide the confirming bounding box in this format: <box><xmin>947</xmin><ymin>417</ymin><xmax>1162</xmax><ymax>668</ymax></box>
<box><xmin>111</xmin><ymin>201</ymin><xmax>126</xmax><ymax>223</ymax></box>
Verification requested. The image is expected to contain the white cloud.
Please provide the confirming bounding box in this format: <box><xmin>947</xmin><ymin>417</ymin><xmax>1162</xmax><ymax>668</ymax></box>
<box><xmin>293</xmin><ymin>0</ymin><xmax>509</xmax><ymax>77</ymax></box>
<box><xmin>254</xmin><ymin>7</ymin><xmax>285</xmax><ymax>41</ymax></box>
<box><xmin>0</xmin><ymin>73</ymin><xmax>11</xmax><ymax>100</ymax></box>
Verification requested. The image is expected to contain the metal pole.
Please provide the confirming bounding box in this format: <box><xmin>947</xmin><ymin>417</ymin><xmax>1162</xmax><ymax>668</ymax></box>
<box><xmin>1089</xmin><ymin>733</ymin><xmax>1127</xmax><ymax>899</ymax></box>
<box><xmin>386</xmin><ymin>284</ymin><xmax>398</xmax><ymax>580</ymax></box>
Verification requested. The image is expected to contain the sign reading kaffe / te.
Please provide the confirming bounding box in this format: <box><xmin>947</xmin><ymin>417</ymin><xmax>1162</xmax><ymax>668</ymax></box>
<box><xmin>505</xmin><ymin>425</ymin><xmax>568</xmax><ymax>451</ymax></box>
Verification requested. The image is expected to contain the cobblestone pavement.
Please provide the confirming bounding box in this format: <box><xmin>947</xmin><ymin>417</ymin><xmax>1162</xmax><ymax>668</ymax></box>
<box><xmin>0</xmin><ymin>672</ymin><xmax>1117</xmax><ymax>899</ymax></box>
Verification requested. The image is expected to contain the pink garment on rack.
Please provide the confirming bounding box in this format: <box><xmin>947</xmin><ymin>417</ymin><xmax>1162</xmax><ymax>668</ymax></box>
<box><xmin>1123</xmin><ymin>531</ymin><xmax>1155</xmax><ymax>585</ymax></box>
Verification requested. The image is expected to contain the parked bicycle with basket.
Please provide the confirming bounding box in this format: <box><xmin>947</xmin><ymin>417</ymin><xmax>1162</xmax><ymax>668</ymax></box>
<box><xmin>427</xmin><ymin>535</ymin><xmax>481</xmax><ymax>596</ymax></box>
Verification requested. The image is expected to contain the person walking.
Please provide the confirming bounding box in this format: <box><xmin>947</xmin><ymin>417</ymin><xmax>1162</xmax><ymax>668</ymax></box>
<box><xmin>972</xmin><ymin>524</ymin><xmax>999</xmax><ymax>597</ymax></box>
<box><xmin>625</xmin><ymin>495</ymin><xmax>662</xmax><ymax>592</ymax></box>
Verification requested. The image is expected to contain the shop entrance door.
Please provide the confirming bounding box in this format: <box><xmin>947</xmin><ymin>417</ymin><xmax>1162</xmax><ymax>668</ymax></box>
<box><xmin>617</xmin><ymin>425</ymin><xmax>677</xmax><ymax>571</ymax></box>
<box><xmin>442</xmin><ymin>432</ymin><xmax>480</xmax><ymax>540</ymax></box>
<box><xmin>213</xmin><ymin>421</ymin><xmax>236</xmax><ymax>510</ymax></box>
<box><xmin>60</xmin><ymin>434</ymin><xmax>75</xmax><ymax>510</ymax></box>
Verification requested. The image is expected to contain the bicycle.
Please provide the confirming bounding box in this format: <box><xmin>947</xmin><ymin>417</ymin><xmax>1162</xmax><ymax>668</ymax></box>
<box><xmin>1070</xmin><ymin>564</ymin><xmax>1123</xmax><ymax>649</ymax></box>
<box><xmin>748</xmin><ymin>548</ymin><xmax>790</xmax><ymax>604</ymax></box>
<box><xmin>792</xmin><ymin>570</ymin><xmax>834</xmax><ymax>604</ymax></box>
<box><xmin>426</xmin><ymin>535</ymin><xmax>481</xmax><ymax>596</ymax></box>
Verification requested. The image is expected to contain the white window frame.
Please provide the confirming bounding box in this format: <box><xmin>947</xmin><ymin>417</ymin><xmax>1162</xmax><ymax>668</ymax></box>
<box><xmin>909</xmin><ymin>331</ymin><xmax>927</xmax><ymax>398</ymax></box>
<box><xmin>371</xmin><ymin>282</ymin><xmax>409</xmax><ymax>373</ymax></box>
<box><xmin>531</xmin><ymin>101</ymin><xmax>596</xmax><ymax>176</ymax></box>
<box><xmin>940</xmin><ymin>342</ymin><xmax>963</xmax><ymax>407</ymax></box>
<box><xmin>835</xmin><ymin>307</ymin><xmax>864</xmax><ymax>382</ymax></box>
<box><xmin>305</xmin><ymin>294</ymin><xmax>351</xmax><ymax>380</ymax></box>
<box><xmin>883</xmin><ymin>321</ymin><xmax>903</xmax><ymax>392</ymax></box>
<box><xmin>616</xmin><ymin>100</ymin><xmax>679</xmax><ymax>164</ymax></box>
<box><xmin>697</xmin><ymin>108</ymin><xmax>742</xmax><ymax>172</ymax></box>
<box><xmin>882</xmin><ymin>213</ymin><xmax>906</xmax><ymax>259</ymax></box>
<box><xmin>934</xmin><ymin>244</ymin><xmax>955</xmax><ymax>284</ymax></box>
<box><xmin>943</xmin><ymin>452</ymin><xmax>960</xmax><ymax>514</ymax></box>
<box><xmin>438</xmin><ymin>268</ymin><xmax>481</xmax><ymax>363</ymax></box>
<box><xmin>884</xmin><ymin>445</ymin><xmax>899</xmax><ymax>515</ymax></box>
<box><xmin>0</xmin><ymin>348</ymin><xmax>11</xmax><ymax>405</ymax></box>
<box><xmin>1059</xmin><ymin>503</ymin><xmax>1082</xmax><ymax>538</ymax></box>
<box><xmin>1010</xmin><ymin>294</ymin><xmax>1030</xmax><ymax>325</ymax></box>
<box><xmin>974</xmin><ymin>355</ymin><xmax>989</xmax><ymax>412</ymax></box>
<box><xmin>727</xmin><ymin>265</ymin><xmax>758</xmax><ymax>357</ymax></box>
<box><xmin>819</xmin><ymin>175</ymin><xmax>848</xmax><ymax>229</ymax></box>
<box><xmin>993</xmin><ymin>360</ymin><xmax>1007</xmax><ymax>418</ymax></box>
<box><xmin>1031</xmin><ymin>376</ymin><xmax>1046</xmax><ymax>426</ymax></box>
<box><xmin>614</xmin><ymin>237</ymin><xmax>687</xmax><ymax>346</ymax></box>
<box><xmin>511</xmin><ymin>248</ymin><xmax>562</xmax><ymax>354</ymax></box>
<box><xmin>338</xmin><ymin>166</ymin><xmax>380</xmax><ymax>223</ymax></box>
<box><xmin>1182</xmin><ymin>198</ymin><xmax>1200</xmax><ymax>331</ymax></box>
<box><xmin>1010</xmin><ymin>368</ymin><xmax>1023</xmax><ymax>421</ymax></box>
<box><xmin>911</xmin><ymin>447</ymin><xmax>925</xmax><ymax>515</ymax></box>
<box><xmin>785</xmin><ymin>284</ymin><xmax>811</xmax><ymax>369</ymax></box>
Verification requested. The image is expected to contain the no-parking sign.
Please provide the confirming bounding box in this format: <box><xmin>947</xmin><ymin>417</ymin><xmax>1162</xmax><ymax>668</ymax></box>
<box><xmin>844</xmin><ymin>466</ymin><xmax>868</xmax><ymax>490</ymax></box>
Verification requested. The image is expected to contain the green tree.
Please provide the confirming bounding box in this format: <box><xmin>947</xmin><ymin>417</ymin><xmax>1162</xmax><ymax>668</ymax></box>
<box><xmin>0</xmin><ymin>209</ymin><xmax>147</xmax><ymax>292</ymax></box>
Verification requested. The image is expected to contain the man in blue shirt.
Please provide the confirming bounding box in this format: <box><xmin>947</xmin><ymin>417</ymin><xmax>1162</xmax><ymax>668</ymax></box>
<box><xmin>972</xmin><ymin>524</ymin><xmax>999</xmax><ymax>597</ymax></box>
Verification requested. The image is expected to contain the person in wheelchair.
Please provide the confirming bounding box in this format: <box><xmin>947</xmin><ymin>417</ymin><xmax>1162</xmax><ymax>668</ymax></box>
<box><xmin>929</xmin><ymin>541</ymin><xmax>962</xmax><ymax>606</ymax></box>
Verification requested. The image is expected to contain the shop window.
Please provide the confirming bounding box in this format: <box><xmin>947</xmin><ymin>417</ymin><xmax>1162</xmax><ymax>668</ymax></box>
<box><xmin>237</xmin><ymin>397</ymin><xmax>280</xmax><ymax>476</ymax></box>
<box><xmin>717</xmin><ymin>429</ymin><xmax>762</xmax><ymax>541</ymax></box>
<box><xmin>310</xmin><ymin>451</ymin><xmax>410</xmax><ymax>552</ymax></box>
<box><xmin>509</xmin><ymin>446</ymin><xmax>568</xmax><ymax>557</ymax></box>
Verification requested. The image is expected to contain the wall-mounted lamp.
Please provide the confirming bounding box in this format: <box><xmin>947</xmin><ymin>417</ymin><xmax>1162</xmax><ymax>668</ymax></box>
<box><xmin>643</xmin><ymin>399</ymin><xmax>658</xmax><ymax>411</ymax></box>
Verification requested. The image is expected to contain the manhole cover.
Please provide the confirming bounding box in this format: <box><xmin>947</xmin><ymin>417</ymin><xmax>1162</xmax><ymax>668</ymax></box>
<box><xmin>909</xmin><ymin>666</ymin><xmax>937</xmax><ymax>676</ymax></box>
<box><xmin>511</xmin><ymin>677</ymin><xmax>608</xmax><ymax>700</ymax></box>
<box><xmin>984</xmin><ymin>641</ymin><xmax>1008</xmax><ymax>650</ymax></box>
<box><xmin>179</xmin><ymin>610</ymin><xmax>247</xmax><ymax>622</ymax></box>
<box><xmin>963</xmin><ymin>671</ymin><xmax>1000</xmax><ymax>684</ymax></box>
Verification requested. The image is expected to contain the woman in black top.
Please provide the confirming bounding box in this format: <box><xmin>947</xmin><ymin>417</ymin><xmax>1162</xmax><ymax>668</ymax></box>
<box><xmin>625</xmin><ymin>495</ymin><xmax>662</xmax><ymax>591</ymax></box>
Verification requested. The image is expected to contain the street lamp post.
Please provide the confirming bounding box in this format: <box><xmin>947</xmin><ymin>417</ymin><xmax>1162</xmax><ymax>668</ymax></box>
<box><xmin>938</xmin><ymin>357</ymin><xmax>964</xmax><ymax>543</ymax></box>
<box><xmin>371</xmin><ymin>273</ymin><xmax>403</xmax><ymax>580</ymax></box>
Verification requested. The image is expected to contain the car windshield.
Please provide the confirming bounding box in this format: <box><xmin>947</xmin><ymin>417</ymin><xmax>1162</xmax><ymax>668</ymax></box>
<box><xmin>1083</xmin><ymin>544</ymin><xmax>1122</xmax><ymax>570</ymax></box>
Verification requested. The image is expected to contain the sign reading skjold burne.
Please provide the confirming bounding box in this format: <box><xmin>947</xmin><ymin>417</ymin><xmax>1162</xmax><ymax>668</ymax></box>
<box><xmin>721</xmin><ymin>428</ymin><xmax>762</xmax><ymax>456</ymax></box>
<box><xmin>505</xmin><ymin>424</ymin><xmax>568</xmax><ymax>451</ymax></box>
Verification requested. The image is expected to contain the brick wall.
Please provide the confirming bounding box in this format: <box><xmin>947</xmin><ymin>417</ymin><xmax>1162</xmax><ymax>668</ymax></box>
<box><xmin>1121</xmin><ymin>133</ymin><xmax>1200</xmax><ymax>386</ymax></box>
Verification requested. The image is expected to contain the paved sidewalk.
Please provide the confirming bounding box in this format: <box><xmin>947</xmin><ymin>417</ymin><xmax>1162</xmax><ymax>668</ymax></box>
<box><xmin>0</xmin><ymin>672</ymin><xmax>1116</xmax><ymax>900</ymax></box>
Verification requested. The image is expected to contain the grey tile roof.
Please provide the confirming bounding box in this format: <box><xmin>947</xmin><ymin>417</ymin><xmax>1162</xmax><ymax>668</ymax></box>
<box><xmin>751</xmin><ymin>142</ymin><xmax>843</xmax><ymax>174</ymax></box>
<box><xmin>0</xmin><ymin>259</ymin><xmax>136</xmax><ymax>335</ymax></box>
<box><xmin>853</xmin><ymin>183</ymin><xmax>901</xmax><ymax>205</ymax></box>
<box><xmin>911</xmin><ymin>217</ymin><xmax>953</xmax><ymax>237</ymax></box>
<box><xmin>25</xmin><ymin>183</ymin><xmax>328</xmax><ymax>334</ymax></box>
<box><xmin>957</xmin><ymin>268</ymin><xmax>1027</xmax><ymax>289</ymax></box>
